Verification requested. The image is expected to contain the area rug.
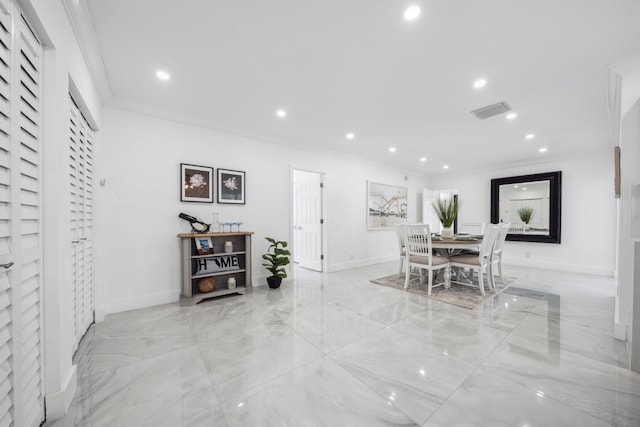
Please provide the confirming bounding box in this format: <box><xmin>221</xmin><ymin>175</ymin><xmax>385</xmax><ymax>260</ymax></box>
<box><xmin>370</xmin><ymin>273</ymin><xmax>516</xmax><ymax>310</ymax></box>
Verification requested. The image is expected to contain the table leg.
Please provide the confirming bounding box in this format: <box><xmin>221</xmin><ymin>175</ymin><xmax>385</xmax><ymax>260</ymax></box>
<box><xmin>443</xmin><ymin>267</ymin><xmax>451</xmax><ymax>289</ymax></box>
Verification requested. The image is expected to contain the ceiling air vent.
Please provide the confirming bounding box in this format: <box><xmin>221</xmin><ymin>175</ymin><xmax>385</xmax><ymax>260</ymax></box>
<box><xmin>470</xmin><ymin>101</ymin><xmax>512</xmax><ymax>119</ymax></box>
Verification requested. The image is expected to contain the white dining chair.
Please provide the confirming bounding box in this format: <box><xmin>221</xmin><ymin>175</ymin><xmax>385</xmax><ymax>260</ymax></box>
<box><xmin>402</xmin><ymin>223</ymin><xmax>450</xmax><ymax>295</ymax></box>
<box><xmin>459</xmin><ymin>222</ymin><xmax>486</xmax><ymax>236</ymax></box>
<box><xmin>490</xmin><ymin>223</ymin><xmax>510</xmax><ymax>286</ymax></box>
<box><xmin>395</xmin><ymin>225</ymin><xmax>406</xmax><ymax>278</ymax></box>
<box><xmin>448</xmin><ymin>225</ymin><xmax>501</xmax><ymax>296</ymax></box>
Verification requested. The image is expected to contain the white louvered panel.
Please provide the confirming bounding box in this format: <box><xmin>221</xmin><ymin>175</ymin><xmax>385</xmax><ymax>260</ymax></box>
<box><xmin>70</xmin><ymin>96</ymin><xmax>94</xmax><ymax>352</ymax></box>
<box><xmin>70</xmin><ymin>99</ymin><xmax>79</xmax><ymax>352</ymax></box>
<box><xmin>14</xmin><ymin>13</ymin><xmax>43</xmax><ymax>427</ymax></box>
<box><xmin>0</xmin><ymin>0</ymin><xmax>10</xmax><ymax>424</ymax></box>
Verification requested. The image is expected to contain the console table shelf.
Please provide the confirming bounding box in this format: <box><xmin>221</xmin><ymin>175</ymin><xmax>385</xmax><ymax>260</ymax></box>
<box><xmin>178</xmin><ymin>232</ymin><xmax>253</xmax><ymax>305</ymax></box>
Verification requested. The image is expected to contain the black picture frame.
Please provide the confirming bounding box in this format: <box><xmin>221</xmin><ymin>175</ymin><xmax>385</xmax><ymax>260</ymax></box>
<box><xmin>217</xmin><ymin>168</ymin><xmax>245</xmax><ymax>204</ymax></box>
<box><xmin>490</xmin><ymin>171</ymin><xmax>562</xmax><ymax>243</ymax></box>
<box><xmin>181</xmin><ymin>163</ymin><xmax>213</xmax><ymax>203</ymax></box>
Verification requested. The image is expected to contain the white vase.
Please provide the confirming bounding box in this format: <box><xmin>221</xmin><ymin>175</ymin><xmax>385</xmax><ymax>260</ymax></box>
<box><xmin>441</xmin><ymin>227</ymin><xmax>454</xmax><ymax>239</ymax></box>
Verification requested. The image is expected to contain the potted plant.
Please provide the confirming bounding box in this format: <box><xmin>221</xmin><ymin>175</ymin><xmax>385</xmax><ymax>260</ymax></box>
<box><xmin>261</xmin><ymin>237</ymin><xmax>291</xmax><ymax>289</ymax></box>
<box><xmin>517</xmin><ymin>207</ymin><xmax>535</xmax><ymax>230</ymax></box>
<box><xmin>432</xmin><ymin>196</ymin><xmax>459</xmax><ymax>238</ymax></box>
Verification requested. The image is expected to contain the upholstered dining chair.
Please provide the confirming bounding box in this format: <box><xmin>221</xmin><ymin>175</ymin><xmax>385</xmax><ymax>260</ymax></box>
<box><xmin>395</xmin><ymin>225</ymin><xmax>406</xmax><ymax>278</ymax></box>
<box><xmin>459</xmin><ymin>222</ymin><xmax>486</xmax><ymax>236</ymax></box>
<box><xmin>402</xmin><ymin>223</ymin><xmax>450</xmax><ymax>295</ymax></box>
<box><xmin>448</xmin><ymin>225</ymin><xmax>501</xmax><ymax>296</ymax></box>
<box><xmin>490</xmin><ymin>223</ymin><xmax>510</xmax><ymax>286</ymax></box>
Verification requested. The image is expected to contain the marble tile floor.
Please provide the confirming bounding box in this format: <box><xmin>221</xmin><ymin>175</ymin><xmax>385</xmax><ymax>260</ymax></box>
<box><xmin>46</xmin><ymin>263</ymin><xmax>640</xmax><ymax>427</ymax></box>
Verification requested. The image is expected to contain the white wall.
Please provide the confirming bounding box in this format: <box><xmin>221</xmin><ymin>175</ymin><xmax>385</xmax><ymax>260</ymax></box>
<box><xmin>22</xmin><ymin>0</ymin><xmax>104</xmax><ymax>419</ymax></box>
<box><xmin>96</xmin><ymin>107</ymin><xmax>428</xmax><ymax>314</ymax></box>
<box><xmin>427</xmin><ymin>150</ymin><xmax>617</xmax><ymax>276</ymax></box>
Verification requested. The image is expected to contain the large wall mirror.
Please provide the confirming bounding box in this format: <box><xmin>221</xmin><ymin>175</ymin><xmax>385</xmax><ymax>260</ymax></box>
<box><xmin>490</xmin><ymin>171</ymin><xmax>562</xmax><ymax>243</ymax></box>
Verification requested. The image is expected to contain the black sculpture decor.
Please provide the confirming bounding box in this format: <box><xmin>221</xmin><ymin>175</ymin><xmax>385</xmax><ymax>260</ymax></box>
<box><xmin>178</xmin><ymin>212</ymin><xmax>211</xmax><ymax>233</ymax></box>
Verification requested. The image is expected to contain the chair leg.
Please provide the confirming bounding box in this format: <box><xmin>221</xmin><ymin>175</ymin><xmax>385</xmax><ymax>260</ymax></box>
<box><xmin>427</xmin><ymin>267</ymin><xmax>433</xmax><ymax>295</ymax></box>
<box><xmin>398</xmin><ymin>258</ymin><xmax>404</xmax><ymax>278</ymax></box>
<box><xmin>498</xmin><ymin>259</ymin><xmax>504</xmax><ymax>284</ymax></box>
<box><xmin>478</xmin><ymin>267</ymin><xmax>486</xmax><ymax>296</ymax></box>
<box><xmin>404</xmin><ymin>266</ymin><xmax>410</xmax><ymax>289</ymax></box>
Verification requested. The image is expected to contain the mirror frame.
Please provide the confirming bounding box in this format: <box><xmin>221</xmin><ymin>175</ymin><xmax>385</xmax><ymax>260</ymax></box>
<box><xmin>490</xmin><ymin>171</ymin><xmax>562</xmax><ymax>244</ymax></box>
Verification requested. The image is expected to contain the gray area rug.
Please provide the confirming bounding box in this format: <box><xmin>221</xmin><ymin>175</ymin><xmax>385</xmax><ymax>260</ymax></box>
<box><xmin>370</xmin><ymin>273</ymin><xmax>516</xmax><ymax>310</ymax></box>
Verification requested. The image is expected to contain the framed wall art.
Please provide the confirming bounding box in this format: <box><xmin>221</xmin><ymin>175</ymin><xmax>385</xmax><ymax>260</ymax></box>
<box><xmin>181</xmin><ymin>163</ymin><xmax>213</xmax><ymax>203</ymax></box>
<box><xmin>217</xmin><ymin>168</ymin><xmax>246</xmax><ymax>204</ymax></box>
<box><xmin>367</xmin><ymin>181</ymin><xmax>408</xmax><ymax>229</ymax></box>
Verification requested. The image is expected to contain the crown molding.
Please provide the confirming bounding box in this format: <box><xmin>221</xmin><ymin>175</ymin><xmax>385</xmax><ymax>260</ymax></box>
<box><xmin>62</xmin><ymin>0</ymin><xmax>112</xmax><ymax>101</ymax></box>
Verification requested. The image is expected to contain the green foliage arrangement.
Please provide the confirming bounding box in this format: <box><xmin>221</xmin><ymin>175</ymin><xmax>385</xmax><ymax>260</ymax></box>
<box><xmin>517</xmin><ymin>207</ymin><xmax>535</xmax><ymax>224</ymax></box>
<box><xmin>432</xmin><ymin>196</ymin><xmax>459</xmax><ymax>228</ymax></box>
<box><xmin>261</xmin><ymin>237</ymin><xmax>291</xmax><ymax>279</ymax></box>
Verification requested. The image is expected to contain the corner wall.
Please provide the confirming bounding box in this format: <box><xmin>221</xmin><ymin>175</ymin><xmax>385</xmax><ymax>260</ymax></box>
<box><xmin>96</xmin><ymin>106</ymin><xmax>428</xmax><ymax>314</ymax></box>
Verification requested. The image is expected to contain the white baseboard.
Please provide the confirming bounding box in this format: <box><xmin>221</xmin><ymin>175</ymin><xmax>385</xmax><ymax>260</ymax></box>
<box><xmin>503</xmin><ymin>257</ymin><xmax>614</xmax><ymax>277</ymax></box>
<box><xmin>104</xmin><ymin>289</ymin><xmax>179</xmax><ymax>315</ymax></box>
<box><xmin>45</xmin><ymin>365</ymin><xmax>77</xmax><ymax>421</ymax></box>
<box><xmin>329</xmin><ymin>255</ymin><xmax>397</xmax><ymax>272</ymax></box>
<box><xmin>614</xmin><ymin>322</ymin><xmax>628</xmax><ymax>341</ymax></box>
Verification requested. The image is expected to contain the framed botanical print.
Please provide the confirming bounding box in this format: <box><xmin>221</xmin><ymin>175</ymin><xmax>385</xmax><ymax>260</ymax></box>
<box><xmin>181</xmin><ymin>163</ymin><xmax>214</xmax><ymax>202</ymax></box>
<box><xmin>217</xmin><ymin>168</ymin><xmax>245</xmax><ymax>204</ymax></box>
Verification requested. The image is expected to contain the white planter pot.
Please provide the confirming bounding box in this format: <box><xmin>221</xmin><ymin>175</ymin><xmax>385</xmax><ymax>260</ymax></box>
<box><xmin>442</xmin><ymin>227</ymin><xmax>454</xmax><ymax>239</ymax></box>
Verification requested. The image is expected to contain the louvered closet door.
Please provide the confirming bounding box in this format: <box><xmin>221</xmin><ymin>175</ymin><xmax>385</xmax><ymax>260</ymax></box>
<box><xmin>0</xmin><ymin>1</ymin><xmax>44</xmax><ymax>426</ymax></box>
<box><xmin>70</xmin><ymin>96</ymin><xmax>94</xmax><ymax>353</ymax></box>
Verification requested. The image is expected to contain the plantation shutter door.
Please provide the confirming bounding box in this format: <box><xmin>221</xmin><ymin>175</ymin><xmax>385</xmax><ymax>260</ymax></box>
<box><xmin>15</xmin><ymin>12</ymin><xmax>44</xmax><ymax>427</ymax></box>
<box><xmin>0</xmin><ymin>2</ymin><xmax>13</xmax><ymax>426</ymax></box>
<box><xmin>69</xmin><ymin>95</ymin><xmax>94</xmax><ymax>353</ymax></box>
<box><xmin>0</xmin><ymin>2</ymin><xmax>44</xmax><ymax>426</ymax></box>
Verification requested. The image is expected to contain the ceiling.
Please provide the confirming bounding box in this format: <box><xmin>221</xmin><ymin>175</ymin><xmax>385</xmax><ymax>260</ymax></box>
<box><xmin>85</xmin><ymin>0</ymin><xmax>640</xmax><ymax>176</ymax></box>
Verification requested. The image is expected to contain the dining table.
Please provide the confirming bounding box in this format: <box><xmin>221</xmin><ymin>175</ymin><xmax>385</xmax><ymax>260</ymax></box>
<box><xmin>430</xmin><ymin>234</ymin><xmax>483</xmax><ymax>287</ymax></box>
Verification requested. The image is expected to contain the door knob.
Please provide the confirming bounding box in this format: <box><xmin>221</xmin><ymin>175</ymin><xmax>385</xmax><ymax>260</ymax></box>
<box><xmin>0</xmin><ymin>262</ymin><xmax>13</xmax><ymax>269</ymax></box>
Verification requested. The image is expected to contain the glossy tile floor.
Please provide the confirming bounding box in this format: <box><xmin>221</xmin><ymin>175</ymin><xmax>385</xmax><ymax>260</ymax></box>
<box><xmin>47</xmin><ymin>263</ymin><xmax>640</xmax><ymax>426</ymax></box>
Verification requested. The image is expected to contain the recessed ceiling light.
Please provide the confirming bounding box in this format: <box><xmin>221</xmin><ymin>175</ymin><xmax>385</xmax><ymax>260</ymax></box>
<box><xmin>389</xmin><ymin>147</ymin><xmax>397</xmax><ymax>153</ymax></box>
<box><xmin>420</xmin><ymin>157</ymin><xmax>427</xmax><ymax>162</ymax></box>
<box><xmin>346</xmin><ymin>132</ymin><xmax>355</xmax><ymax>140</ymax></box>
<box><xmin>522</xmin><ymin>187</ymin><xmax>527</xmax><ymax>190</ymax></box>
<box><xmin>156</xmin><ymin>70</ymin><xmax>170</xmax><ymax>81</ymax></box>
<box><xmin>525</xmin><ymin>133</ymin><xmax>535</xmax><ymax>140</ymax></box>
<box><xmin>443</xmin><ymin>165</ymin><xmax>449</xmax><ymax>169</ymax></box>
<box><xmin>506</xmin><ymin>113</ymin><xmax>517</xmax><ymax>120</ymax></box>
<box><xmin>276</xmin><ymin>110</ymin><xmax>287</xmax><ymax>118</ymax></box>
<box><xmin>514</xmin><ymin>185</ymin><xmax>519</xmax><ymax>188</ymax></box>
<box><xmin>539</xmin><ymin>147</ymin><xmax>547</xmax><ymax>153</ymax></box>
<box><xmin>473</xmin><ymin>79</ymin><xmax>487</xmax><ymax>89</ymax></box>
<box><xmin>403</xmin><ymin>5</ymin><xmax>421</xmax><ymax>21</ymax></box>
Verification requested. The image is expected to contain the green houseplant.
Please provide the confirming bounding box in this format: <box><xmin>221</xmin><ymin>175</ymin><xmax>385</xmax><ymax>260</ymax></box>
<box><xmin>517</xmin><ymin>207</ymin><xmax>535</xmax><ymax>228</ymax></box>
<box><xmin>432</xmin><ymin>196</ymin><xmax>459</xmax><ymax>238</ymax></box>
<box><xmin>261</xmin><ymin>237</ymin><xmax>291</xmax><ymax>289</ymax></box>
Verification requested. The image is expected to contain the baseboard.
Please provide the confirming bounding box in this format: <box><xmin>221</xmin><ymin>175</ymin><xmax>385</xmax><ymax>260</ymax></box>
<box><xmin>45</xmin><ymin>365</ymin><xmax>77</xmax><ymax>421</ymax></box>
<box><xmin>104</xmin><ymin>289</ymin><xmax>179</xmax><ymax>315</ymax></box>
<box><xmin>503</xmin><ymin>257</ymin><xmax>614</xmax><ymax>277</ymax></box>
<box><xmin>329</xmin><ymin>255</ymin><xmax>397</xmax><ymax>272</ymax></box>
<box><xmin>614</xmin><ymin>322</ymin><xmax>628</xmax><ymax>341</ymax></box>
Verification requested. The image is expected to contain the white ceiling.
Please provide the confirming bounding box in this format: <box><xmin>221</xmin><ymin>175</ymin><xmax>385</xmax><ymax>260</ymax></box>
<box><xmin>85</xmin><ymin>0</ymin><xmax>640</xmax><ymax>176</ymax></box>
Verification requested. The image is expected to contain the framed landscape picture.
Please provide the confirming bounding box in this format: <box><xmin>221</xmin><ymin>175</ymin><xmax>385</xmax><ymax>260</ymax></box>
<box><xmin>217</xmin><ymin>168</ymin><xmax>245</xmax><ymax>204</ymax></box>
<box><xmin>367</xmin><ymin>181</ymin><xmax>408</xmax><ymax>229</ymax></box>
<box><xmin>181</xmin><ymin>163</ymin><xmax>213</xmax><ymax>203</ymax></box>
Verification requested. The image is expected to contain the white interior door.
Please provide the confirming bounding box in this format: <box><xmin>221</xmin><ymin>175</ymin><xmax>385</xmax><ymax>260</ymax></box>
<box><xmin>0</xmin><ymin>2</ymin><xmax>44</xmax><ymax>425</ymax></box>
<box><xmin>70</xmin><ymin>96</ymin><xmax>94</xmax><ymax>353</ymax></box>
<box><xmin>293</xmin><ymin>170</ymin><xmax>323</xmax><ymax>271</ymax></box>
<box><xmin>423</xmin><ymin>188</ymin><xmax>439</xmax><ymax>232</ymax></box>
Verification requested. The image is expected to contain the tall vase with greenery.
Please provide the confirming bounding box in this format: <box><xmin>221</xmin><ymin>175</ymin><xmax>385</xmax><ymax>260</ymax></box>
<box><xmin>261</xmin><ymin>237</ymin><xmax>291</xmax><ymax>289</ymax></box>
<box><xmin>517</xmin><ymin>207</ymin><xmax>535</xmax><ymax>230</ymax></box>
<box><xmin>432</xmin><ymin>196</ymin><xmax>459</xmax><ymax>238</ymax></box>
